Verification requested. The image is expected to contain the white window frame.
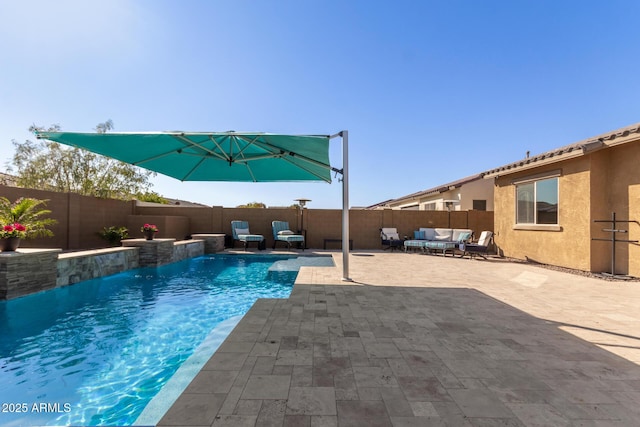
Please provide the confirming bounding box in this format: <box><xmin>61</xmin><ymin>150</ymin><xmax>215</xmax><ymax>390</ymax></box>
<box><xmin>512</xmin><ymin>170</ymin><xmax>561</xmax><ymax>231</ymax></box>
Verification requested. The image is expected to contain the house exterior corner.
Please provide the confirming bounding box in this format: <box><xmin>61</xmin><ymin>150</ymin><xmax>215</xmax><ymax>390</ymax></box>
<box><xmin>492</xmin><ymin>126</ymin><xmax>640</xmax><ymax>277</ymax></box>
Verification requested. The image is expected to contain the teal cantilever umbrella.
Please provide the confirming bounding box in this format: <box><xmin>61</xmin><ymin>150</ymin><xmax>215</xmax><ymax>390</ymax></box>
<box><xmin>36</xmin><ymin>130</ymin><xmax>352</xmax><ymax>280</ymax></box>
<box><xmin>35</xmin><ymin>131</ymin><xmax>333</xmax><ymax>183</ymax></box>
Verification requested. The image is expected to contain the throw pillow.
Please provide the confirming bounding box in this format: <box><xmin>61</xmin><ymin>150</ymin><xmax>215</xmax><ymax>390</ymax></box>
<box><xmin>457</xmin><ymin>232</ymin><xmax>471</xmax><ymax>242</ymax></box>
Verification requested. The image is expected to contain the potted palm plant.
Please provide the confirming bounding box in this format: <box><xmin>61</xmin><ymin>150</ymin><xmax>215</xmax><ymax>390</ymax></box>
<box><xmin>0</xmin><ymin>197</ymin><xmax>57</xmax><ymax>251</ymax></box>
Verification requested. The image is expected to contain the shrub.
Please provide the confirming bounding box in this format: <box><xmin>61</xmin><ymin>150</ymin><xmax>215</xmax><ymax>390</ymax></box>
<box><xmin>98</xmin><ymin>226</ymin><xmax>129</xmax><ymax>246</ymax></box>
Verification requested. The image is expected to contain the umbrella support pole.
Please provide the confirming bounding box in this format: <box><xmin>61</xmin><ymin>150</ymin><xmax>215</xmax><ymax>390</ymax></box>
<box><xmin>331</xmin><ymin>130</ymin><xmax>352</xmax><ymax>282</ymax></box>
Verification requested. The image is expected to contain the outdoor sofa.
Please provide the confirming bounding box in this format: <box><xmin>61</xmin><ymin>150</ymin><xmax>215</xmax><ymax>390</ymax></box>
<box><xmin>404</xmin><ymin>227</ymin><xmax>473</xmax><ymax>256</ymax></box>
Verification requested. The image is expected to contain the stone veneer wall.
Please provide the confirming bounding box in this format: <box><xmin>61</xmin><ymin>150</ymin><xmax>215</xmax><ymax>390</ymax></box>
<box><xmin>0</xmin><ymin>249</ymin><xmax>61</xmax><ymax>299</ymax></box>
<box><xmin>172</xmin><ymin>240</ymin><xmax>205</xmax><ymax>263</ymax></box>
<box><xmin>120</xmin><ymin>238</ymin><xmax>206</xmax><ymax>267</ymax></box>
<box><xmin>191</xmin><ymin>234</ymin><xmax>225</xmax><ymax>253</ymax></box>
<box><xmin>121</xmin><ymin>239</ymin><xmax>174</xmax><ymax>267</ymax></box>
<box><xmin>58</xmin><ymin>240</ymin><xmax>204</xmax><ymax>286</ymax></box>
<box><xmin>57</xmin><ymin>247</ymin><xmax>140</xmax><ymax>287</ymax></box>
<box><xmin>1</xmin><ymin>240</ymin><xmax>209</xmax><ymax>299</ymax></box>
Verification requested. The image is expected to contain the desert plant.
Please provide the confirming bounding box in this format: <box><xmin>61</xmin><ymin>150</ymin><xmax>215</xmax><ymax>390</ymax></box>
<box><xmin>135</xmin><ymin>191</ymin><xmax>169</xmax><ymax>204</ymax></box>
<box><xmin>98</xmin><ymin>226</ymin><xmax>129</xmax><ymax>246</ymax></box>
<box><xmin>236</xmin><ymin>202</ymin><xmax>266</xmax><ymax>208</ymax></box>
<box><xmin>0</xmin><ymin>197</ymin><xmax>57</xmax><ymax>238</ymax></box>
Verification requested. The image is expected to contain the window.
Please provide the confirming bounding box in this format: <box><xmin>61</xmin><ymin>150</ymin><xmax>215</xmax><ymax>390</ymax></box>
<box><xmin>423</xmin><ymin>202</ymin><xmax>436</xmax><ymax>211</ymax></box>
<box><xmin>516</xmin><ymin>177</ymin><xmax>558</xmax><ymax>225</ymax></box>
<box><xmin>472</xmin><ymin>200</ymin><xmax>487</xmax><ymax>211</ymax></box>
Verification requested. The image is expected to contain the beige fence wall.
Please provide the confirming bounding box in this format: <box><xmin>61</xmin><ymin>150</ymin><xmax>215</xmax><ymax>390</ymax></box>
<box><xmin>1</xmin><ymin>185</ymin><xmax>494</xmax><ymax>250</ymax></box>
<box><xmin>0</xmin><ymin>185</ymin><xmax>135</xmax><ymax>250</ymax></box>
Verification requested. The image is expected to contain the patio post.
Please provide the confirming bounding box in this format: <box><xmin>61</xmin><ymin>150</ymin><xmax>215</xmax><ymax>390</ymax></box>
<box><xmin>341</xmin><ymin>130</ymin><xmax>351</xmax><ymax>281</ymax></box>
<box><xmin>330</xmin><ymin>130</ymin><xmax>351</xmax><ymax>281</ymax></box>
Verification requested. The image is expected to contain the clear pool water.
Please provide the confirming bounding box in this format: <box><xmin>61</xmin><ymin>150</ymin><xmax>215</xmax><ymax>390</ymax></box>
<box><xmin>0</xmin><ymin>254</ymin><xmax>303</xmax><ymax>426</ymax></box>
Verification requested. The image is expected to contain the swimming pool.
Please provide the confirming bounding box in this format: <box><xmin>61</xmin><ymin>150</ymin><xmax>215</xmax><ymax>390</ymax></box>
<box><xmin>0</xmin><ymin>254</ymin><xmax>322</xmax><ymax>426</ymax></box>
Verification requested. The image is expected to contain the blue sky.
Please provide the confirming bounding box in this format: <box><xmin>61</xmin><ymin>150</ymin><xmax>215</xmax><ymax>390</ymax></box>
<box><xmin>1</xmin><ymin>0</ymin><xmax>639</xmax><ymax>208</ymax></box>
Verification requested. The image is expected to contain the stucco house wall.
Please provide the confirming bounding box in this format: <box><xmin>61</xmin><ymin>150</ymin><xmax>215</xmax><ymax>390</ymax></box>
<box><xmin>589</xmin><ymin>149</ymin><xmax>612</xmax><ymax>274</ymax></box>
<box><xmin>591</xmin><ymin>143</ymin><xmax>640</xmax><ymax>276</ymax></box>
<box><xmin>418</xmin><ymin>192</ymin><xmax>459</xmax><ymax>211</ymax></box>
<box><xmin>376</xmin><ymin>174</ymin><xmax>493</xmax><ymax>212</ymax></box>
<box><xmin>493</xmin><ymin>156</ymin><xmax>592</xmax><ymax>271</ymax></box>
<box><xmin>492</xmin><ymin>124</ymin><xmax>640</xmax><ymax>277</ymax></box>
<box><xmin>458</xmin><ymin>178</ymin><xmax>494</xmax><ymax>211</ymax></box>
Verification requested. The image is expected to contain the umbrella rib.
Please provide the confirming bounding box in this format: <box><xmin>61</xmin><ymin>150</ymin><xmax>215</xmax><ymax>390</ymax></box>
<box><xmin>208</xmin><ymin>135</ymin><xmax>231</xmax><ymax>162</ymax></box>
<box><xmin>182</xmin><ymin>156</ymin><xmax>207</xmax><ymax>181</ymax></box>
<box><xmin>279</xmin><ymin>156</ymin><xmax>332</xmax><ymax>182</ymax></box>
<box><xmin>234</xmin><ymin>135</ymin><xmax>287</xmax><ymax>164</ymax></box>
<box><xmin>231</xmin><ymin>135</ymin><xmax>260</xmax><ymax>164</ymax></box>
<box><xmin>234</xmin><ymin>152</ymin><xmax>283</xmax><ymax>162</ymax></box>
<box><xmin>174</xmin><ymin>133</ymin><xmax>334</xmax><ymax>176</ymax></box>
<box><xmin>173</xmin><ymin>134</ymin><xmax>228</xmax><ymax>162</ymax></box>
<box><xmin>245</xmin><ymin>163</ymin><xmax>257</xmax><ymax>182</ymax></box>
<box><xmin>235</xmin><ymin>134</ymin><xmax>334</xmax><ymax>174</ymax></box>
<box><xmin>132</xmin><ymin>149</ymin><xmax>180</xmax><ymax>166</ymax></box>
<box><xmin>231</xmin><ymin>134</ymin><xmax>331</xmax><ymax>182</ymax></box>
<box><xmin>234</xmin><ymin>135</ymin><xmax>260</xmax><ymax>158</ymax></box>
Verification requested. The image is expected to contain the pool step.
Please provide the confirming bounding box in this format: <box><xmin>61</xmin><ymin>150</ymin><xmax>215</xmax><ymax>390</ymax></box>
<box><xmin>267</xmin><ymin>256</ymin><xmax>334</xmax><ymax>282</ymax></box>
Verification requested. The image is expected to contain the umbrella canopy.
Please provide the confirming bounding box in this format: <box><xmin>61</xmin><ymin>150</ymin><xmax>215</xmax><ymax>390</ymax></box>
<box><xmin>35</xmin><ymin>131</ymin><xmax>332</xmax><ymax>183</ymax></box>
<box><xmin>36</xmin><ymin>129</ymin><xmax>351</xmax><ymax>281</ymax></box>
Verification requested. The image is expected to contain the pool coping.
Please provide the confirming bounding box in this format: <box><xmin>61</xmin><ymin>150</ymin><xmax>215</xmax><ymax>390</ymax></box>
<box><xmin>134</xmin><ymin>251</ymin><xmax>336</xmax><ymax>424</ymax></box>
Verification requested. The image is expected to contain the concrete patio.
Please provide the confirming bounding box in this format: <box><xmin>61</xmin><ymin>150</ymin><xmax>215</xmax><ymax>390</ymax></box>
<box><xmin>157</xmin><ymin>251</ymin><xmax>640</xmax><ymax>426</ymax></box>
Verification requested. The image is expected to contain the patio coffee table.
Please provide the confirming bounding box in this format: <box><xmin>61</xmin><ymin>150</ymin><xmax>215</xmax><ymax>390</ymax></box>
<box><xmin>403</xmin><ymin>240</ymin><xmax>425</xmax><ymax>252</ymax></box>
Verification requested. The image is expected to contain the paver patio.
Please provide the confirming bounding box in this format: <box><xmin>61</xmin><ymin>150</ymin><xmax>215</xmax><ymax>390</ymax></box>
<box><xmin>157</xmin><ymin>251</ymin><xmax>640</xmax><ymax>426</ymax></box>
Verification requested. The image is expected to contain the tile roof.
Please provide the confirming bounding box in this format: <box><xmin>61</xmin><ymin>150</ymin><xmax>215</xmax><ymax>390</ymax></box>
<box><xmin>366</xmin><ymin>173</ymin><xmax>484</xmax><ymax>209</ymax></box>
<box><xmin>0</xmin><ymin>171</ymin><xmax>18</xmax><ymax>186</ymax></box>
<box><xmin>484</xmin><ymin>122</ymin><xmax>640</xmax><ymax>177</ymax></box>
<box><xmin>368</xmin><ymin>121</ymin><xmax>640</xmax><ymax>209</ymax></box>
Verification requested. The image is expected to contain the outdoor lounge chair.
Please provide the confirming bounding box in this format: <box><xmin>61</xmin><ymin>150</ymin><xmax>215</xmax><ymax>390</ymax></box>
<box><xmin>272</xmin><ymin>221</ymin><xmax>305</xmax><ymax>250</ymax></box>
<box><xmin>459</xmin><ymin>231</ymin><xmax>493</xmax><ymax>259</ymax></box>
<box><xmin>231</xmin><ymin>220</ymin><xmax>265</xmax><ymax>250</ymax></box>
<box><xmin>380</xmin><ymin>228</ymin><xmax>403</xmax><ymax>251</ymax></box>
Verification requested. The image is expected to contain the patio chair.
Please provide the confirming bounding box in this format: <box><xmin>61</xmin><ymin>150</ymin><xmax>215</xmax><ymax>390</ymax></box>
<box><xmin>231</xmin><ymin>220</ymin><xmax>265</xmax><ymax>250</ymax></box>
<box><xmin>459</xmin><ymin>231</ymin><xmax>493</xmax><ymax>259</ymax></box>
<box><xmin>380</xmin><ymin>228</ymin><xmax>403</xmax><ymax>251</ymax></box>
<box><xmin>272</xmin><ymin>221</ymin><xmax>305</xmax><ymax>250</ymax></box>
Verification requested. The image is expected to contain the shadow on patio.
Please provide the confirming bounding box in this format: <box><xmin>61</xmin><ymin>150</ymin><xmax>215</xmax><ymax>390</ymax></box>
<box><xmin>158</xmin><ymin>284</ymin><xmax>640</xmax><ymax>426</ymax></box>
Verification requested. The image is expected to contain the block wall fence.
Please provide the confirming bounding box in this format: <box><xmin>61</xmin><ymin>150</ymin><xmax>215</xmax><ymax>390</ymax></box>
<box><xmin>1</xmin><ymin>185</ymin><xmax>493</xmax><ymax>251</ymax></box>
